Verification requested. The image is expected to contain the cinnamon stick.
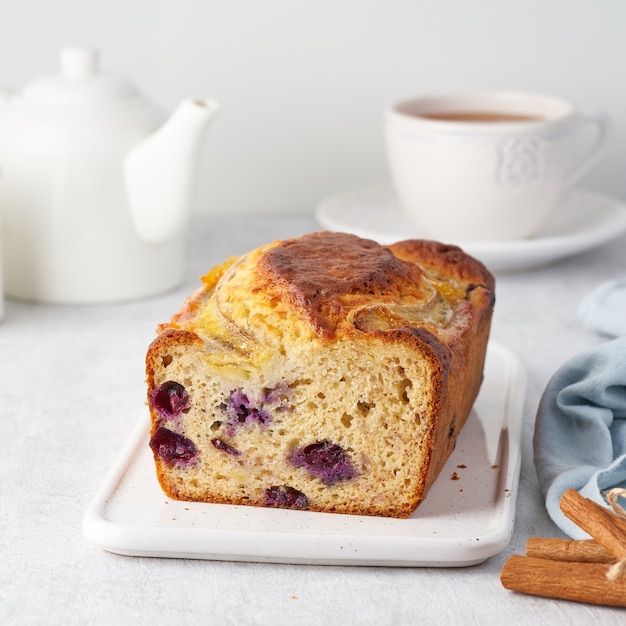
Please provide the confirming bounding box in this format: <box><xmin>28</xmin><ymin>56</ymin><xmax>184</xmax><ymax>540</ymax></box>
<box><xmin>500</xmin><ymin>555</ymin><xmax>626</xmax><ymax>607</ymax></box>
<box><xmin>560</xmin><ymin>488</ymin><xmax>626</xmax><ymax>560</ymax></box>
<box><xmin>526</xmin><ymin>537</ymin><xmax>615</xmax><ymax>564</ymax></box>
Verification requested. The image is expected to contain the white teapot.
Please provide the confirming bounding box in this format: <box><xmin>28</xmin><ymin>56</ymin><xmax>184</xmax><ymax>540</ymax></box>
<box><xmin>0</xmin><ymin>47</ymin><xmax>218</xmax><ymax>303</ymax></box>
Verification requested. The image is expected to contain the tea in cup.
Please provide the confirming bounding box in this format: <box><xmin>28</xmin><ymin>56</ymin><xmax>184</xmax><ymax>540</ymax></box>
<box><xmin>385</xmin><ymin>91</ymin><xmax>609</xmax><ymax>241</ymax></box>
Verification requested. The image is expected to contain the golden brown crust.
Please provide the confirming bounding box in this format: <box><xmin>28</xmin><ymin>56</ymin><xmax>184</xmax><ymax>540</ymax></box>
<box><xmin>254</xmin><ymin>232</ymin><xmax>428</xmax><ymax>339</ymax></box>
<box><xmin>149</xmin><ymin>489</ymin><xmax>415</xmax><ymax>518</ymax></box>
<box><xmin>387</xmin><ymin>239</ymin><xmax>495</xmax><ymax>290</ymax></box>
<box><xmin>389</xmin><ymin>241</ymin><xmax>495</xmax><ymax>493</ymax></box>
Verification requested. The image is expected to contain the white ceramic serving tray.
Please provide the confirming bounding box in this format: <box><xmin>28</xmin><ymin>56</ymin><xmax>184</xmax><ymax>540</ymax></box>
<box><xmin>83</xmin><ymin>342</ymin><xmax>525</xmax><ymax>567</ymax></box>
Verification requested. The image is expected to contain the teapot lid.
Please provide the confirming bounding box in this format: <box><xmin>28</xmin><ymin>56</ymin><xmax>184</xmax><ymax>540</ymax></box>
<box><xmin>21</xmin><ymin>47</ymin><xmax>140</xmax><ymax>104</ymax></box>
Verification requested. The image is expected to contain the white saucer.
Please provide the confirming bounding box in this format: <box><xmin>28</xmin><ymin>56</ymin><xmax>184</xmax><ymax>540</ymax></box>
<box><xmin>315</xmin><ymin>187</ymin><xmax>626</xmax><ymax>272</ymax></box>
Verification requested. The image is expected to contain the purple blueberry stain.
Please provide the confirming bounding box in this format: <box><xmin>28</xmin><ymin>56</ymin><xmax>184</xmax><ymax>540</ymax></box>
<box><xmin>211</xmin><ymin>438</ymin><xmax>241</xmax><ymax>456</ymax></box>
<box><xmin>149</xmin><ymin>426</ymin><xmax>198</xmax><ymax>467</ymax></box>
<box><xmin>291</xmin><ymin>440</ymin><xmax>357</xmax><ymax>485</ymax></box>
<box><xmin>265</xmin><ymin>485</ymin><xmax>309</xmax><ymax>509</ymax></box>
<box><xmin>226</xmin><ymin>388</ymin><xmax>272</xmax><ymax>427</ymax></box>
<box><xmin>261</xmin><ymin>384</ymin><xmax>291</xmax><ymax>409</ymax></box>
<box><xmin>150</xmin><ymin>381</ymin><xmax>190</xmax><ymax>419</ymax></box>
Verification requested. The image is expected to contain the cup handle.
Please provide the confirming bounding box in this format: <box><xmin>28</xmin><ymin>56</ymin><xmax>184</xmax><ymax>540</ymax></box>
<box><xmin>566</xmin><ymin>109</ymin><xmax>610</xmax><ymax>187</ymax></box>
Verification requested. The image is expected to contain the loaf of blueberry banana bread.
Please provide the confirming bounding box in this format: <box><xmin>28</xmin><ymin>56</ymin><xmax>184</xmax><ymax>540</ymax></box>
<box><xmin>146</xmin><ymin>231</ymin><xmax>495</xmax><ymax>518</ymax></box>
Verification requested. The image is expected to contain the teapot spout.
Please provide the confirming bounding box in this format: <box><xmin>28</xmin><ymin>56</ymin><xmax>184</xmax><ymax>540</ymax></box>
<box><xmin>125</xmin><ymin>97</ymin><xmax>218</xmax><ymax>244</ymax></box>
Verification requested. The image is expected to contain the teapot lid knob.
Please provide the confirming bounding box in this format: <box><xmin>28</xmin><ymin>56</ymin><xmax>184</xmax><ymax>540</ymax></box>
<box><xmin>60</xmin><ymin>47</ymin><xmax>99</xmax><ymax>80</ymax></box>
<box><xmin>20</xmin><ymin>46</ymin><xmax>139</xmax><ymax>104</ymax></box>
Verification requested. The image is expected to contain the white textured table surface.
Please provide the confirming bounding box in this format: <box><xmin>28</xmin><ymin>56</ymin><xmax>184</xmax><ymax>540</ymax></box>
<box><xmin>1</xmin><ymin>216</ymin><xmax>625</xmax><ymax>625</ymax></box>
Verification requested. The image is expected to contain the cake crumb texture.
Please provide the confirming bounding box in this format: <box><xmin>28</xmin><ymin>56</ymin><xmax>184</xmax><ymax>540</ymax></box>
<box><xmin>146</xmin><ymin>231</ymin><xmax>494</xmax><ymax>518</ymax></box>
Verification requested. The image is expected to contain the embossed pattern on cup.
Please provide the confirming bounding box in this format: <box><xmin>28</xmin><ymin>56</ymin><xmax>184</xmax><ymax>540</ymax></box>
<box><xmin>497</xmin><ymin>136</ymin><xmax>545</xmax><ymax>187</ymax></box>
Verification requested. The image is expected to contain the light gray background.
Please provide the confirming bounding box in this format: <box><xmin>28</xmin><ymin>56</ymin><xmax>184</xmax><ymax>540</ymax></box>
<box><xmin>0</xmin><ymin>0</ymin><xmax>622</xmax><ymax>217</ymax></box>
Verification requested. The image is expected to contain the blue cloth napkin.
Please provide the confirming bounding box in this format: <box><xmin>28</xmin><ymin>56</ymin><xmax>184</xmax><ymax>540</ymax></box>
<box><xmin>533</xmin><ymin>337</ymin><xmax>626</xmax><ymax>538</ymax></box>
<box><xmin>578</xmin><ymin>278</ymin><xmax>626</xmax><ymax>338</ymax></box>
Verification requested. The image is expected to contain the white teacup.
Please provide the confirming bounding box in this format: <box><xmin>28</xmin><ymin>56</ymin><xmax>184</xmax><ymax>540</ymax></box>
<box><xmin>385</xmin><ymin>91</ymin><xmax>609</xmax><ymax>242</ymax></box>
